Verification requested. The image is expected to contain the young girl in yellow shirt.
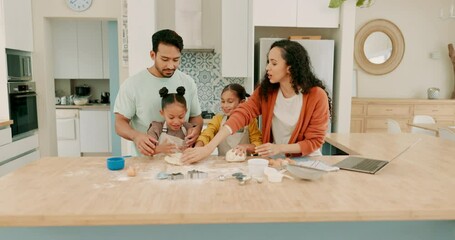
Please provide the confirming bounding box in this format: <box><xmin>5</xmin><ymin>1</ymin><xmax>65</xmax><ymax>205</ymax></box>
<box><xmin>195</xmin><ymin>84</ymin><xmax>262</xmax><ymax>156</ymax></box>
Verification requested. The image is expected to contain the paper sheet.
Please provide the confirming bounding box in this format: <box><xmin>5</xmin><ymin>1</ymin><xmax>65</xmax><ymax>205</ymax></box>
<box><xmin>292</xmin><ymin>157</ymin><xmax>340</xmax><ymax>172</ymax></box>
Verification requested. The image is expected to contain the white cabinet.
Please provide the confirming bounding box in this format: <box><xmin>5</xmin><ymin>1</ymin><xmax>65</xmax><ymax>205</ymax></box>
<box><xmin>0</xmin><ymin>127</ymin><xmax>12</xmax><ymax>147</ymax></box>
<box><xmin>52</xmin><ymin>20</ymin><xmax>109</xmax><ymax>79</ymax></box>
<box><xmin>77</xmin><ymin>20</ymin><xmax>104</xmax><ymax>79</ymax></box>
<box><xmin>52</xmin><ymin>20</ymin><xmax>78</xmax><ymax>79</ymax></box>
<box><xmin>221</xmin><ymin>0</ymin><xmax>248</xmax><ymax>77</ymax></box>
<box><xmin>253</xmin><ymin>0</ymin><xmax>297</xmax><ymax>27</ymax></box>
<box><xmin>0</xmin><ymin>150</ymin><xmax>39</xmax><ymax>177</ymax></box>
<box><xmin>102</xmin><ymin>21</ymin><xmax>110</xmax><ymax>79</ymax></box>
<box><xmin>297</xmin><ymin>0</ymin><xmax>340</xmax><ymax>28</ymax></box>
<box><xmin>79</xmin><ymin>109</ymin><xmax>111</xmax><ymax>154</ymax></box>
<box><xmin>0</xmin><ymin>133</ymin><xmax>40</xmax><ymax>176</ymax></box>
<box><xmin>253</xmin><ymin>0</ymin><xmax>339</xmax><ymax>28</ymax></box>
<box><xmin>56</xmin><ymin>109</ymin><xmax>80</xmax><ymax>157</ymax></box>
<box><xmin>4</xmin><ymin>0</ymin><xmax>33</xmax><ymax>51</ymax></box>
<box><xmin>0</xmin><ymin>1</ymin><xmax>8</xmax><ymax>120</ymax></box>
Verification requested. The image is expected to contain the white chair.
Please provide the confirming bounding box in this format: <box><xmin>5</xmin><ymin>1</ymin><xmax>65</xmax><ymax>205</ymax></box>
<box><xmin>438</xmin><ymin>127</ymin><xmax>455</xmax><ymax>142</ymax></box>
<box><xmin>386</xmin><ymin>119</ymin><xmax>402</xmax><ymax>134</ymax></box>
<box><xmin>411</xmin><ymin>115</ymin><xmax>436</xmax><ymax>136</ymax></box>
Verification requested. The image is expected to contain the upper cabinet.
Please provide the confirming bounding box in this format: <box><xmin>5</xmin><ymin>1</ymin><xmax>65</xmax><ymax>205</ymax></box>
<box><xmin>221</xmin><ymin>0</ymin><xmax>248</xmax><ymax>78</ymax></box>
<box><xmin>253</xmin><ymin>0</ymin><xmax>339</xmax><ymax>28</ymax></box>
<box><xmin>52</xmin><ymin>19</ymin><xmax>109</xmax><ymax>79</ymax></box>
<box><xmin>4</xmin><ymin>0</ymin><xmax>33</xmax><ymax>51</ymax></box>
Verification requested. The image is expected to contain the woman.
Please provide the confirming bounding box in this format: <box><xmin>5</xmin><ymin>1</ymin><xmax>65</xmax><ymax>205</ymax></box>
<box><xmin>182</xmin><ymin>39</ymin><xmax>331</xmax><ymax>164</ymax></box>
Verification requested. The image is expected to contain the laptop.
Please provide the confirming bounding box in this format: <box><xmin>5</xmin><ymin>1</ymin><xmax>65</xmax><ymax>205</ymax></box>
<box><xmin>334</xmin><ymin>138</ymin><xmax>421</xmax><ymax>174</ymax></box>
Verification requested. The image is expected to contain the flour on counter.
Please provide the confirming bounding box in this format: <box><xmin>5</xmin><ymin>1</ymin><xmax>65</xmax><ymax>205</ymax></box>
<box><xmin>109</xmin><ymin>171</ymin><xmax>130</xmax><ymax>182</ymax></box>
<box><xmin>92</xmin><ymin>183</ymin><xmax>115</xmax><ymax>189</ymax></box>
<box><xmin>63</xmin><ymin>170</ymin><xmax>89</xmax><ymax>177</ymax></box>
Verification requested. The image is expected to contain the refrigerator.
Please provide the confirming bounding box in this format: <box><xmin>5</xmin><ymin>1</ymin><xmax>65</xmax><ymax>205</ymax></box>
<box><xmin>255</xmin><ymin>38</ymin><xmax>335</xmax><ymax>132</ymax></box>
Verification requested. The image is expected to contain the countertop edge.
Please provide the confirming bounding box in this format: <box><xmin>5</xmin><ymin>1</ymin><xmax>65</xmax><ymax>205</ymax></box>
<box><xmin>1</xmin><ymin>210</ymin><xmax>454</xmax><ymax>227</ymax></box>
<box><xmin>55</xmin><ymin>104</ymin><xmax>111</xmax><ymax>110</ymax></box>
<box><xmin>0</xmin><ymin>120</ymin><xmax>14</xmax><ymax>128</ymax></box>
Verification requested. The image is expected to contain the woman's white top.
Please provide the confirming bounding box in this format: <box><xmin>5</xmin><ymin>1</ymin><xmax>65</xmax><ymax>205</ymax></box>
<box><xmin>272</xmin><ymin>89</ymin><xmax>321</xmax><ymax>157</ymax></box>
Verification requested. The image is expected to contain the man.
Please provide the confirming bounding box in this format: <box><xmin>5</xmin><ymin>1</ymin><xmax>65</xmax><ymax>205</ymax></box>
<box><xmin>114</xmin><ymin>29</ymin><xmax>203</xmax><ymax>156</ymax></box>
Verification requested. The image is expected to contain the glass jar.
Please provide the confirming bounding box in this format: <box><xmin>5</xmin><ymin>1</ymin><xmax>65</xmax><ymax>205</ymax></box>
<box><xmin>427</xmin><ymin>87</ymin><xmax>440</xmax><ymax>99</ymax></box>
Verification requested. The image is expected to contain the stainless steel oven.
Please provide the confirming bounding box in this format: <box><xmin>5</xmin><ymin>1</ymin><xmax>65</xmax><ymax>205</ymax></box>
<box><xmin>8</xmin><ymin>82</ymin><xmax>38</xmax><ymax>138</ymax></box>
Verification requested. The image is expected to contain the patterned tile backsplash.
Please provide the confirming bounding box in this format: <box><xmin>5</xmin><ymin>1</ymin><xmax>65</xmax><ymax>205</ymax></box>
<box><xmin>180</xmin><ymin>52</ymin><xmax>245</xmax><ymax>114</ymax></box>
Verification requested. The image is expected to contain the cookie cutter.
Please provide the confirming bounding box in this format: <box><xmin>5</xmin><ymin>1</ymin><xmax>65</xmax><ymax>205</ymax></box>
<box><xmin>218</xmin><ymin>172</ymin><xmax>251</xmax><ymax>185</ymax></box>
<box><xmin>156</xmin><ymin>172</ymin><xmax>185</xmax><ymax>180</ymax></box>
<box><xmin>187</xmin><ymin>169</ymin><xmax>208</xmax><ymax>179</ymax></box>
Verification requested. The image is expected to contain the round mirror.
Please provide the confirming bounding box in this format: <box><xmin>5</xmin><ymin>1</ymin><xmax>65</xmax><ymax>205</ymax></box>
<box><xmin>354</xmin><ymin>19</ymin><xmax>405</xmax><ymax>75</ymax></box>
<box><xmin>363</xmin><ymin>32</ymin><xmax>392</xmax><ymax>64</ymax></box>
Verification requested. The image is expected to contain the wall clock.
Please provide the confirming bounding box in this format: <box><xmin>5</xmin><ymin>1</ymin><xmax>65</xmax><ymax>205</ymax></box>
<box><xmin>66</xmin><ymin>0</ymin><xmax>93</xmax><ymax>12</ymax></box>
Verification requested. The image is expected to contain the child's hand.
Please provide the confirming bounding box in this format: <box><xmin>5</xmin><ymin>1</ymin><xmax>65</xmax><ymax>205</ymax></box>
<box><xmin>155</xmin><ymin>143</ymin><xmax>178</xmax><ymax>154</ymax></box>
<box><xmin>236</xmin><ymin>144</ymin><xmax>256</xmax><ymax>155</ymax></box>
<box><xmin>185</xmin><ymin>127</ymin><xmax>200</xmax><ymax>147</ymax></box>
<box><xmin>233</xmin><ymin>145</ymin><xmax>247</xmax><ymax>157</ymax></box>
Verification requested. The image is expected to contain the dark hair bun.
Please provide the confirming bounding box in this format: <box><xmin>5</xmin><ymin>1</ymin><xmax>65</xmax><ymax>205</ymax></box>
<box><xmin>176</xmin><ymin>86</ymin><xmax>186</xmax><ymax>96</ymax></box>
<box><xmin>159</xmin><ymin>87</ymin><xmax>169</xmax><ymax>98</ymax></box>
<box><xmin>245</xmin><ymin>93</ymin><xmax>251</xmax><ymax>98</ymax></box>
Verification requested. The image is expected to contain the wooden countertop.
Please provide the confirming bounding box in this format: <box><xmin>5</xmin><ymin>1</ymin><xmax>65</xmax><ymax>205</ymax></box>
<box><xmin>0</xmin><ymin>120</ymin><xmax>13</xmax><ymax>128</ymax></box>
<box><xmin>0</xmin><ymin>133</ymin><xmax>454</xmax><ymax>227</ymax></box>
<box><xmin>55</xmin><ymin>104</ymin><xmax>110</xmax><ymax>110</ymax></box>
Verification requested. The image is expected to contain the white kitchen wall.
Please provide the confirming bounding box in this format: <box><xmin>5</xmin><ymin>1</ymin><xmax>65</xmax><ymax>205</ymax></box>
<box><xmin>0</xmin><ymin>0</ymin><xmax>8</xmax><ymax>120</ymax></box>
<box><xmin>355</xmin><ymin>0</ymin><xmax>455</xmax><ymax>99</ymax></box>
<box><xmin>31</xmin><ymin>0</ymin><xmax>124</xmax><ymax>157</ymax></box>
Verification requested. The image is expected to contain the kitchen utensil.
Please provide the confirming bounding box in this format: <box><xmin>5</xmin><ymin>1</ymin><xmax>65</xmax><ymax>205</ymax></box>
<box><xmin>285</xmin><ymin>164</ymin><xmax>326</xmax><ymax>180</ymax></box>
<box><xmin>75</xmin><ymin>85</ymin><xmax>91</xmax><ymax>96</ymax></box>
<box><xmin>68</xmin><ymin>95</ymin><xmax>74</xmax><ymax>105</ymax></box>
<box><xmin>247</xmin><ymin>158</ymin><xmax>268</xmax><ymax>177</ymax></box>
<box><xmin>107</xmin><ymin>157</ymin><xmax>125</xmax><ymax>170</ymax></box>
<box><xmin>73</xmin><ymin>96</ymin><xmax>90</xmax><ymax>105</ymax></box>
<box><xmin>60</xmin><ymin>96</ymin><xmax>67</xmax><ymax>105</ymax></box>
<box><xmin>100</xmin><ymin>92</ymin><xmax>110</xmax><ymax>103</ymax></box>
<box><xmin>187</xmin><ymin>170</ymin><xmax>208</xmax><ymax>179</ymax></box>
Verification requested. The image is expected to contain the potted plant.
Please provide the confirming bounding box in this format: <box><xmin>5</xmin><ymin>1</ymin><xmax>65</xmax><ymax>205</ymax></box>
<box><xmin>329</xmin><ymin>0</ymin><xmax>375</xmax><ymax>8</ymax></box>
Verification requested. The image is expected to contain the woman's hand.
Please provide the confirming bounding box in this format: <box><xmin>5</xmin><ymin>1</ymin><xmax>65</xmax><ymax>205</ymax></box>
<box><xmin>181</xmin><ymin>146</ymin><xmax>212</xmax><ymax>165</ymax></box>
<box><xmin>255</xmin><ymin>143</ymin><xmax>281</xmax><ymax>157</ymax></box>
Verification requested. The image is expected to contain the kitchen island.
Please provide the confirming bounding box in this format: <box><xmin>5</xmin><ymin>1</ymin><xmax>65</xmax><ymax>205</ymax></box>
<box><xmin>0</xmin><ymin>133</ymin><xmax>454</xmax><ymax>239</ymax></box>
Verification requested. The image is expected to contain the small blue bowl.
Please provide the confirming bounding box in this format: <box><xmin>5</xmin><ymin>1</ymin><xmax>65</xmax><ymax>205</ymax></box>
<box><xmin>107</xmin><ymin>157</ymin><xmax>125</xmax><ymax>170</ymax></box>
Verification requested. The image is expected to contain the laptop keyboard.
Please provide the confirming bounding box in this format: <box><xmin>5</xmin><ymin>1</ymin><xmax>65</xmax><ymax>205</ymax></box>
<box><xmin>353</xmin><ymin>159</ymin><xmax>383</xmax><ymax>171</ymax></box>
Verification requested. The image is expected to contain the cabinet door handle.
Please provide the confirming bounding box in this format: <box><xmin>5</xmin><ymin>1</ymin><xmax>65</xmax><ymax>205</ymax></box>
<box><xmin>385</xmin><ymin>109</ymin><xmax>393</xmax><ymax>111</ymax></box>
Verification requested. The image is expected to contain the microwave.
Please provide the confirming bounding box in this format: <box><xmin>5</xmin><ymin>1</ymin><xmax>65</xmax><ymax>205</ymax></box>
<box><xmin>6</xmin><ymin>49</ymin><xmax>32</xmax><ymax>81</ymax></box>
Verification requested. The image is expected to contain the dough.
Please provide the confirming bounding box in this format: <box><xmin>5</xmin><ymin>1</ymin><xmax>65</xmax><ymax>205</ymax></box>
<box><xmin>164</xmin><ymin>153</ymin><xmax>183</xmax><ymax>166</ymax></box>
<box><xmin>268</xmin><ymin>158</ymin><xmax>296</xmax><ymax>168</ymax></box>
<box><xmin>127</xmin><ymin>166</ymin><xmax>136</xmax><ymax>177</ymax></box>
<box><xmin>225</xmin><ymin>149</ymin><xmax>246</xmax><ymax>162</ymax></box>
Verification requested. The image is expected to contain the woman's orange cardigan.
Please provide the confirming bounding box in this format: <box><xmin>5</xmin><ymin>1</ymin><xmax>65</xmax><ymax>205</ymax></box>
<box><xmin>225</xmin><ymin>86</ymin><xmax>329</xmax><ymax>156</ymax></box>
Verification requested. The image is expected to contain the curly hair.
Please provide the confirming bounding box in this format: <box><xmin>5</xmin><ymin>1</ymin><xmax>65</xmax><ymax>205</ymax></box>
<box><xmin>259</xmin><ymin>39</ymin><xmax>332</xmax><ymax>116</ymax></box>
<box><xmin>152</xmin><ymin>29</ymin><xmax>184</xmax><ymax>53</ymax></box>
<box><xmin>159</xmin><ymin>86</ymin><xmax>187</xmax><ymax>110</ymax></box>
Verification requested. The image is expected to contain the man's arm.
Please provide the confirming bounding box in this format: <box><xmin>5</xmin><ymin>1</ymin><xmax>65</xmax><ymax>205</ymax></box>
<box><xmin>115</xmin><ymin>113</ymin><xmax>157</xmax><ymax>156</ymax></box>
<box><xmin>185</xmin><ymin>115</ymin><xmax>203</xmax><ymax>146</ymax></box>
